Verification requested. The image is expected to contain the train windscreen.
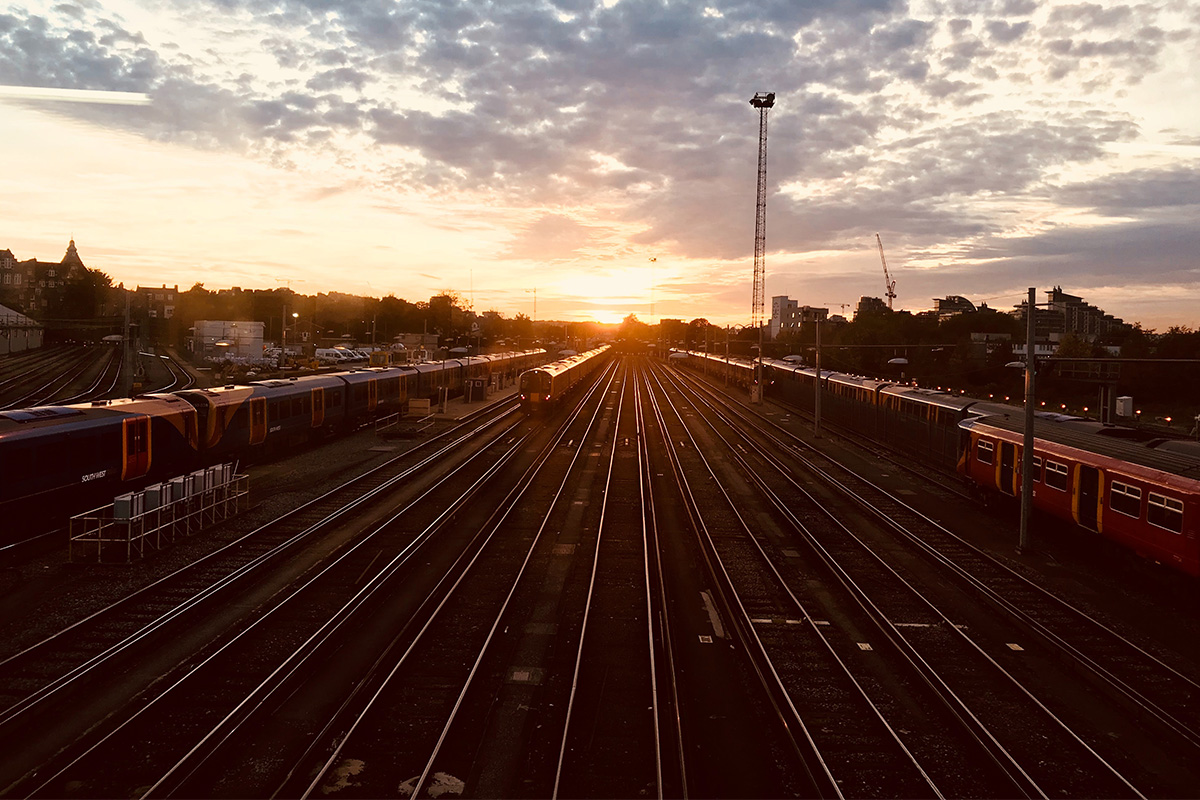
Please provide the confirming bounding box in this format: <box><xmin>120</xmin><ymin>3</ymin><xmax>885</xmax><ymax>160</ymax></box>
<box><xmin>519</xmin><ymin>371</ymin><xmax>551</xmax><ymax>395</ymax></box>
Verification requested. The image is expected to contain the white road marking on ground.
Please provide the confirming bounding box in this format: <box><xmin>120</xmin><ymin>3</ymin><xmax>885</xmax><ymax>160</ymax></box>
<box><xmin>700</xmin><ymin>590</ymin><xmax>726</xmax><ymax>638</ymax></box>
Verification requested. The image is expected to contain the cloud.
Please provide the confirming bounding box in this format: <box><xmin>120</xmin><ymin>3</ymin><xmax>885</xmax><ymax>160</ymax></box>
<box><xmin>2</xmin><ymin>0</ymin><xmax>1197</xmax><ymax>326</ymax></box>
<box><xmin>1055</xmin><ymin>166</ymin><xmax>1200</xmax><ymax>215</ymax></box>
<box><xmin>500</xmin><ymin>214</ymin><xmax>611</xmax><ymax>262</ymax></box>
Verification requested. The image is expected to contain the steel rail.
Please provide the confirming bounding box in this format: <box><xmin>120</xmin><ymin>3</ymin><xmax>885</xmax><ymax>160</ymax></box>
<box><xmin>53</xmin><ymin>347</ymin><xmax>121</xmax><ymax>403</ymax></box>
<box><xmin>634</xmin><ymin>366</ymin><xmax>683</xmax><ymax>798</ymax></box>
<box><xmin>0</xmin><ymin>402</ymin><xmax>522</xmax><ymax>727</ymax></box>
<box><xmin>664</xmin><ymin>361</ymin><xmax>1148</xmax><ymax>798</ymax></box>
<box><xmin>679</xmin><ymin>363</ymin><xmax>1200</xmax><ymax>751</ymax></box>
<box><xmin>656</xmin><ymin>362</ymin><xmax>1032</xmax><ymax>797</ymax></box>
<box><xmin>407</xmin><ymin>361</ymin><xmax>626</xmax><ymax>800</ymax></box>
<box><xmin>0</xmin><ymin>346</ymin><xmax>104</xmax><ymax>408</ymax></box>
<box><xmin>551</xmin><ymin>361</ymin><xmax>653</xmax><ymax>797</ymax></box>
<box><xmin>18</xmin><ymin>413</ymin><xmax>529</xmax><ymax>798</ymax></box>
<box><xmin>641</xmin><ymin>362</ymin><xmax>843</xmax><ymax>799</ymax></box>
<box><xmin>298</xmin><ymin>360</ymin><xmax>622</xmax><ymax>798</ymax></box>
<box><xmin>142</xmin><ymin>432</ymin><xmax>533</xmax><ymax>798</ymax></box>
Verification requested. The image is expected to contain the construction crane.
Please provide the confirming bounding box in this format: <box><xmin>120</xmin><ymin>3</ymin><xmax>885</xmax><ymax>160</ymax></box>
<box><xmin>749</xmin><ymin>91</ymin><xmax>775</xmax><ymax>377</ymax></box>
<box><xmin>875</xmin><ymin>233</ymin><xmax>896</xmax><ymax>310</ymax></box>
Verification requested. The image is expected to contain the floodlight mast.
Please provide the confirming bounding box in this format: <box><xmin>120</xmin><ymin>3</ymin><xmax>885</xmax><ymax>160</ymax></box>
<box><xmin>750</xmin><ymin>91</ymin><xmax>774</xmax><ymax>401</ymax></box>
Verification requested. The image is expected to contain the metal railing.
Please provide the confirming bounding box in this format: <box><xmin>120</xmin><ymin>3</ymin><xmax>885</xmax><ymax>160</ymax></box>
<box><xmin>69</xmin><ymin>463</ymin><xmax>248</xmax><ymax>563</ymax></box>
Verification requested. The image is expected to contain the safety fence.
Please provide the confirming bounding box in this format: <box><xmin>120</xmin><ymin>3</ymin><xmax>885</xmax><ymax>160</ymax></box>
<box><xmin>69</xmin><ymin>463</ymin><xmax>248</xmax><ymax>563</ymax></box>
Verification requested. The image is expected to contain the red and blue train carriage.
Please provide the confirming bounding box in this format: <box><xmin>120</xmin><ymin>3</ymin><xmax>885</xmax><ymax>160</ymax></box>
<box><xmin>0</xmin><ymin>349</ymin><xmax>551</xmax><ymax>541</ymax></box>
<box><xmin>0</xmin><ymin>395</ymin><xmax>201</xmax><ymax>536</ymax></box>
<box><xmin>959</xmin><ymin>415</ymin><xmax>1200</xmax><ymax>576</ymax></box>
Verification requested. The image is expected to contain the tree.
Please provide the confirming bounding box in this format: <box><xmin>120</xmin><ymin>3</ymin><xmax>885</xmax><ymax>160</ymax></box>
<box><xmin>618</xmin><ymin>313</ymin><xmax>651</xmax><ymax>342</ymax></box>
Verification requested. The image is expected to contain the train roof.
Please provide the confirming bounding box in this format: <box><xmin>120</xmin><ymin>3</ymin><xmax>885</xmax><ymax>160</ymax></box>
<box><xmin>960</xmin><ymin>415</ymin><xmax>1200</xmax><ymax>482</ymax></box>
<box><xmin>175</xmin><ymin>385</ymin><xmax>255</xmax><ymax>407</ymax></box>
<box><xmin>826</xmin><ymin>372</ymin><xmax>892</xmax><ymax>391</ymax></box>
<box><xmin>0</xmin><ymin>395</ymin><xmax>194</xmax><ymax>432</ymax></box>
<box><xmin>880</xmin><ymin>384</ymin><xmax>978</xmax><ymax>411</ymax></box>
<box><xmin>249</xmin><ymin>374</ymin><xmax>347</xmax><ymax>390</ymax></box>
<box><xmin>524</xmin><ymin>345</ymin><xmax>611</xmax><ymax>377</ymax></box>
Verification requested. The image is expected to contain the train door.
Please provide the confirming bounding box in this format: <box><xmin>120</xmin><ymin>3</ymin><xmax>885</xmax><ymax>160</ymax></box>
<box><xmin>312</xmin><ymin>387</ymin><xmax>325</xmax><ymax>428</ymax></box>
<box><xmin>999</xmin><ymin>442</ymin><xmax>1017</xmax><ymax>496</ymax></box>
<box><xmin>1077</xmin><ymin>465</ymin><xmax>1101</xmax><ymax>531</ymax></box>
<box><xmin>121</xmin><ymin>416</ymin><xmax>151</xmax><ymax>480</ymax></box>
<box><xmin>249</xmin><ymin>397</ymin><xmax>267</xmax><ymax>445</ymax></box>
<box><xmin>367</xmin><ymin>378</ymin><xmax>378</xmax><ymax>412</ymax></box>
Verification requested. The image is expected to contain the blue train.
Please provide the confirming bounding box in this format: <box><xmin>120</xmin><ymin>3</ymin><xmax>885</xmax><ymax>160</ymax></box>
<box><xmin>0</xmin><ymin>350</ymin><xmax>548</xmax><ymax>542</ymax></box>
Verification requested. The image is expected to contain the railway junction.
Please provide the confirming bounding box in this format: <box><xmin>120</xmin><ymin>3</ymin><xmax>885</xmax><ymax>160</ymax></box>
<box><xmin>0</xmin><ymin>351</ymin><xmax>1199</xmax><ymax>798</ymax></box>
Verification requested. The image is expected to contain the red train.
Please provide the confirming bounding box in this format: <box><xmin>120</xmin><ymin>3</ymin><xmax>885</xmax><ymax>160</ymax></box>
<box><xmin>671</xmin><ymin>349</ymin><xmax>1200</xmax><ymax>577</ymax></box>
<box><xmin>959</xmin><ymin>415</ymin><xmax>1200</xmax><ymax>576</ymax></box>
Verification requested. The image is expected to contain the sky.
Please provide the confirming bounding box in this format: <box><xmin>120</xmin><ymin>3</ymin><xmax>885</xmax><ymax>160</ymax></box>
<box><xmin>1</xmin><ymin>0</ymin><xmax>1198</xmax><ymax>329</ymax></box>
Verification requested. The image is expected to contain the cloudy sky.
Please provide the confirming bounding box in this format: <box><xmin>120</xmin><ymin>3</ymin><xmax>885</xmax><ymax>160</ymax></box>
<box><xmin>2</xmin><ymin>0</ymin><xmax>1198</xmax><ymax>328</ymax></box>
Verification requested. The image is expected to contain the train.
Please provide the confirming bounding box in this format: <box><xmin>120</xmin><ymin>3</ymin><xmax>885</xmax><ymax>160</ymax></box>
<box><xmin>518</xmin><ymin>346</ymin><xmax>613</xmax><ymax>412</ymax></box>
<box><xmin>671</xmin><ymin>349</ymin><xmax>1200</xmax><ymax>577</ymax></box>
<box><xmin>0</xmin><ymin>350</ymin><xmax>549</xmax><ymax>542</ymax></box>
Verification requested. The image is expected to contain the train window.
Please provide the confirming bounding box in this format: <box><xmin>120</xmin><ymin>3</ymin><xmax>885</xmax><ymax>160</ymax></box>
<box><xmin>1045</xmin><ymin>460</ymin><xmax>1069</xmax><ymax>491</ymax></box>
<box><xmin>1031</xmin><ymin>456</ymin><xmax>1043</xmax><ymax>482</ymax></box>
<box><xmin>1147</xmin><ymin>493</ymin><xmax>1184</xmax><ymax>534</ymax></box>
<box><xmin>976</xmin><ymin>440</ymin><xmax>994</xmax><ymax>465</ymax></box>
<box><xmin>1109</xmin><ymin>481</ymin><xmax>1141</xmax><ymax>518</ymax></box>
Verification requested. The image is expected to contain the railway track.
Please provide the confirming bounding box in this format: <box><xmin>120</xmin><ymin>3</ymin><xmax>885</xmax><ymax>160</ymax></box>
<box><xmin>285</xmin><ymin>358</ymin><xmax>674</xmax><ymax>798</ymax></box>
<box><xmin>0</xmin><ymin>398</ymin><xmax>525</xmax><ymax>795</ymax></box>
<box><xmin>660</xmin><ymin>357</ymin><xmax>1200</xmax><ymax>796</ymax></box>
<box><xmin>0</xmin><ymin>345</ymin><xmax>116</xmax><ymax>409</ymax></box>
<box><xmin>3</xmin><ymin>355</ymin><xmax>1197</xmax><ymax>798</ymax></box>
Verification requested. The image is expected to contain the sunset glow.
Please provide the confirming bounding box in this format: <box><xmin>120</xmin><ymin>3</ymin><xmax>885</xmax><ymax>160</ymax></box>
<box><xmin>1</xmin><ymin>1</ymin><xmax>1197</xmax><ymax>328</ymax></box>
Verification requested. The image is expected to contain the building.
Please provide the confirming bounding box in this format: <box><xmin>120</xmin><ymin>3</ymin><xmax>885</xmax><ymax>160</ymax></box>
<box><xmin>1012</xmin><ymin>287</ymin><xmax>1130</xmax><ymax>342</ymax></box>
<box><xmin>135</xmin><ymin>284</ymin><xmax>179</xmax><ymax>344</ymax></box>
<box><xmin>933</xmin><ymin>295</ymin><xmax>976</xmax><ymax>320</ymax></box>
<box><xmin>0</xmin><ymin>303</ymin><xmax>43</xmax><ymax>354</ymax></box>
<box><xmin>854</xmin><ymin>296</ymin><xmax>890</xmax><ymax>319</ymax></box>
<box><xmin>191</xmin><ymin>319</ymin><xmax>265</xmax><ymax>360</ymax></box>
<box><xmin>0</xmin><ymin>240</ymin><xmax>90</xmax><ymax>316</ymax></box>
<box><xmin>769</xmin><ymin>296</ymin><xmax>829</xmax><ymax>338</ymax></box>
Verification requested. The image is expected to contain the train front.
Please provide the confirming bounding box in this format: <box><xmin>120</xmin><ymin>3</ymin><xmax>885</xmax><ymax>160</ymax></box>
<box><xmin>518</xmin><ymin>369</ymin><xmax>553</xmax><ymax>411</ymax></box>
